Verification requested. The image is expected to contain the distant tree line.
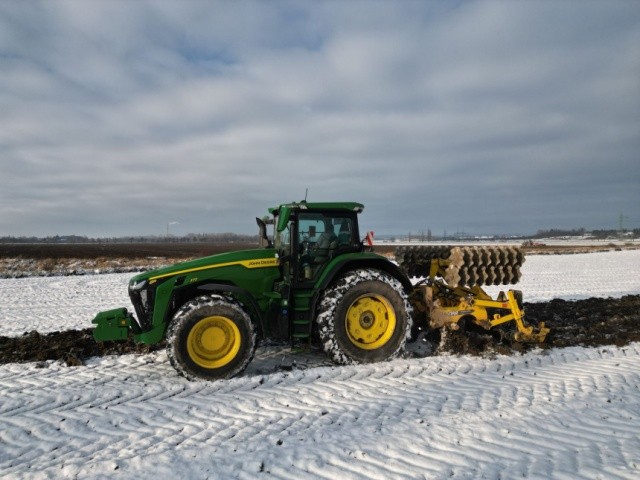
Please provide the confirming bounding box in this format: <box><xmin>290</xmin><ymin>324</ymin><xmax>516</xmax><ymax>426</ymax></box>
<box><xmin>533</xmin><ymin>228</ymin><xmax>640</xmax><ymax>239</ymax></box>
<box><xmin>589</xmin><ymin>229</ymin><xmax>640</xmax><ymax>239</ymax></box>
<box><xmin>0</xmin><ymin>233</ymin><xmax>259</xmax><ymax>244</ymax></box>
<box><xmin>2</xmin><ymin>228</ymin><xmax>638</xmax><ymax>244</ymax></box>
<box><xmin>532</xmin><ymin>228</ymin><xmax>587</xmax><ymax>238</ymax></box>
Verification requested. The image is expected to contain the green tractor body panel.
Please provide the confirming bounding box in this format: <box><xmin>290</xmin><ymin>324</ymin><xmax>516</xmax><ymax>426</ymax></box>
<box><xmin>131</xmin><ymin>248</ymin><xmax>279</xmax><ymax>287</ymax></box>
<box><xmin>93</xmin><ymin>248</ymin><xmax>281</xmax><ymax>345</ymax></box>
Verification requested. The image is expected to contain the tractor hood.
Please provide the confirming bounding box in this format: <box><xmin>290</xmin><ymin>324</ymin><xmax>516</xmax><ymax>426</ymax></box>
<box><xmin>129</xmin><ymin>248</ymin><xmax>278</xmax><ymax>285</ymax></box>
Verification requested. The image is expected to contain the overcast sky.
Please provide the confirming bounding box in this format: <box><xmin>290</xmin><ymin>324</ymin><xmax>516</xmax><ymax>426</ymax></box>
<box><xmin>1</xmin><ymin>0</ymin><xmax>639</xmax><ymax>238</ymax></box>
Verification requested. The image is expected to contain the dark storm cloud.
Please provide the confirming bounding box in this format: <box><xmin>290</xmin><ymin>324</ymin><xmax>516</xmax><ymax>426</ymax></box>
<box><xmin>0</xmin><ymin>0</ymin><xmax>638</xmax><ymax>237</ymax></box>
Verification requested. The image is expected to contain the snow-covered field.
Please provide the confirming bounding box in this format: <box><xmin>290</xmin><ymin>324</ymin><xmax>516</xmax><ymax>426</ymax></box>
<box><xmin>1</xmin><ymin>250</ymin><xmax>639</xmax><ymax>479</ymax></box>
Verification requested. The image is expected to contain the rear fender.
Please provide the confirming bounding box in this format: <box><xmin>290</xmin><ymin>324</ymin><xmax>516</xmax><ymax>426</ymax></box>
<box><xmin>316</xmin><ymin>253</ymin><xmax>413</xmax><ymax>292</ymax></box>
<box><xmin>306</xmin><ymin>254</ymin><xmax>413</xmax><ymax>328</ymax></box>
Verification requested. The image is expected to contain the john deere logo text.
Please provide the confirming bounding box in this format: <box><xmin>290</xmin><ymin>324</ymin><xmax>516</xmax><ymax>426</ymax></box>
<box><xmin>245</xmin><ymin>258</ymin><xmax>279</xmax><ymax>268</ymax></box>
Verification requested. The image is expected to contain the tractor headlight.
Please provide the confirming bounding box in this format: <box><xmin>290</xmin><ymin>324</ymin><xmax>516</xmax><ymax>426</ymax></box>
<box><xmin>130</xmin><ymin>279</ymin><xmax>148</xmax><ymax>291</ymax></box>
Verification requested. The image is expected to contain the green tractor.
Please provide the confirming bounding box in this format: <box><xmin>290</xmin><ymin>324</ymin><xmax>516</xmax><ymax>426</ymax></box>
<box><xmin>93</xmin><ymin>201</ymin><xmax>414</xmax><ymax>380</ymax></box>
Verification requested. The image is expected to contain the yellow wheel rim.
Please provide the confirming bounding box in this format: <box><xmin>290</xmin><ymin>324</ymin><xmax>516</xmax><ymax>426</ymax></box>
<box><xmin>345</xmin><ymin>293</ymin><xmax>396</xmax><ymax>350</ymax></box>
<box><xmin>187</xmin><ymin>316</ymin><xmax>241</xmax><ymax>369</ymax></box>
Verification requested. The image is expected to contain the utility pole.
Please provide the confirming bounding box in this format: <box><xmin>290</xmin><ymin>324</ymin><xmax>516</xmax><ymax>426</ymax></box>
<box><xmin>618</xmin><ymin>213</ymin><xmax>629</xmax><ymax>231</ymax></box>
<box><xmin>618</xmin><ymin>213</ymin><xmax>630</xmax><ymax>238</ymax></box>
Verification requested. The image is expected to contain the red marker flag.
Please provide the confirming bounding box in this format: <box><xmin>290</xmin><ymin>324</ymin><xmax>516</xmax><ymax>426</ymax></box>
<box><xmin>365</xmin><ymin>231</ymin><xmax>374</xmax><ymax>246</ymax></box>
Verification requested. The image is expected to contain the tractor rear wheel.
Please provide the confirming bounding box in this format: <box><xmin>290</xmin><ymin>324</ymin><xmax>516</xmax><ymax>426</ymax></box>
<box><xmin>316</xmin><ymin>268</ymin><xmax>412</xmax><ymax>364</ymax></box>
<box><xmin>167</xmin><ymin>295</ymin><xmax>256</xmax><ymax>381</ymax></box>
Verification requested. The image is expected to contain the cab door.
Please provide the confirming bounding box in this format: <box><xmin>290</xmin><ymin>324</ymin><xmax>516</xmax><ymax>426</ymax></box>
<box><xmin>293</xmin><ymin>211</ymin><xmax>358</xmax><ymax>287</ymax></box>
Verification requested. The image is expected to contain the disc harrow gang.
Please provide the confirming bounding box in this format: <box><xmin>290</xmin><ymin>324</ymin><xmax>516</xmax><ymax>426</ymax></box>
<box><xmin>395</xmin><ymin>245</ymin><xmax>525</xmax><ymax>287</ymax></box>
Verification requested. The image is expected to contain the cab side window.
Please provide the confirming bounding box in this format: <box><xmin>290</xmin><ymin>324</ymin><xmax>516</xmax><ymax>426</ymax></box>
<box><xmin>297</xmin><ymin>213</ymin><xmax>354</xmax><ymax>281</ymax></box>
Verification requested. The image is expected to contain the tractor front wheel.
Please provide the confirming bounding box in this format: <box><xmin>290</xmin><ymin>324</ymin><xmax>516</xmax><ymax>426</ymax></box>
<box><xmin>316</xmin><ymin>268</ymin><xmax>412</xmax><ymax>364</ymax></box>
<box><xmin>167</xmin><ymin>295</ymin><xmax>256</xmax><ymax>381</ymax></box>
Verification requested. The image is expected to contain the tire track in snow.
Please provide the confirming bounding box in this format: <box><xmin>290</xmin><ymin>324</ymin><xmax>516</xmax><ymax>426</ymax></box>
<box><xmin>1</xmin><ymin>344</ymin><xmax>639</xmax><ymax>478</ymax></box>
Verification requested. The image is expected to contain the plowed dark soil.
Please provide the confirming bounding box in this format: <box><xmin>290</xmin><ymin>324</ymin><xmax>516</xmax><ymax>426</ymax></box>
<box><xmin>0</xmin><ymin>329</ymin><xmax>165</xmax><ymax>367</ymax></box>
<box><xmin>1</xmin><ymin>295</ymin><xmax>638</xmax><ymax>366</ymax></box>
<box><xmin>436</xmin><ymin>294</ymin><xmax>640</xmax><ymax>357</ymax></box>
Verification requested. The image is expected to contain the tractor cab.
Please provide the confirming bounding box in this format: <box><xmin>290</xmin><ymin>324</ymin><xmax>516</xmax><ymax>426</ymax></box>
<box><xmin>255</xmin><ymin>201</ymin><xmax>369</xmax><ymax>342</ymax></box>
<box><xmin>266</xmin><ymin>201</ymin><xmax>365</xmax><ymax>285</ymax></box>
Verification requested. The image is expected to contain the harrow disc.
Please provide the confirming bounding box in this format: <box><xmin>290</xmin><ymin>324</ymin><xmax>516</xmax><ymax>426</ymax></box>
<box><xmin>394</xmin><ymin>245</ymin><xmax>525</xmax><ymax>287</ymax></box>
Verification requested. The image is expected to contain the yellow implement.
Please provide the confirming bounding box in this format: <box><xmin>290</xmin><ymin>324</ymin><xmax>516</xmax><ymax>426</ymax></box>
<box><xmin>401</xmin><ymin>246</ymin><xmax>549</xmax><ymax>343</ymax></box>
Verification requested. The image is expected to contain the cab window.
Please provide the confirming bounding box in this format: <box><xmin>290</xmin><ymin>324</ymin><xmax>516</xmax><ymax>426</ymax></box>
<box><xmin>297</xmin><ymin>213</ymin><xmax>355</xmax><ymax>281</ymax></box>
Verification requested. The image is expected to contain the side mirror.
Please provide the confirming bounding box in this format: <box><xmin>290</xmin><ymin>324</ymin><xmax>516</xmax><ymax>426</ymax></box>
<box><xmin>256</xmin><ymin>217</ymin><xmax>273</xmax><ymax>248</ymax></box>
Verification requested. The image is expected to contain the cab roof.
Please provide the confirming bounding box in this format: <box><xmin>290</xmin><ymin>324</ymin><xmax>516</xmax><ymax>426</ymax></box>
<box><xmin>268</xmin><ymin>201</ymin><xmax>364</xmax><ymax>215</ymax></box>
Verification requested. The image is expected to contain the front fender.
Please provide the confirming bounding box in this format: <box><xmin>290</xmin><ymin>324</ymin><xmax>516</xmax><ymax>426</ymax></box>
<box><xmin>196</xmin><ymin>283</ymin><xmax>266</xmax><ymax>336</ymax></box>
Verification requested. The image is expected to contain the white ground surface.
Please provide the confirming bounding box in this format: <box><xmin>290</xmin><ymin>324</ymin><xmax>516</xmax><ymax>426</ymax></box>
<box><xmin>1</xmin><ymin>250</ymin><xmax>639</xmax><ymax>479</ymax></box>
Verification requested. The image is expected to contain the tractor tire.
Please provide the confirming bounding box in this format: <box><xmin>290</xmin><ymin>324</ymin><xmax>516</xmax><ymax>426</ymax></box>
<box><xmin>166</xmin><ymin>294</ymin><xmax>256</xmax><ymax>381</ymax></box>
<box><xmin>316</xmin><ymin>268</ymin><xmax>412</xmax><ymax>365</ymax></box>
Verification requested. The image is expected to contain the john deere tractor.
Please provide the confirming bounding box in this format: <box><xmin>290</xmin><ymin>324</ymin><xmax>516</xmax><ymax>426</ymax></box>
<box><xmin>93</xmin><ymin>201</ymin><xmax>547</xmax><ymax>380</ymax></box>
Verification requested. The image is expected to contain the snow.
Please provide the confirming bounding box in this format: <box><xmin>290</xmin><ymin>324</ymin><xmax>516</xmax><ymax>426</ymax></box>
<box><xmin>2</xmin><ymin>346</ymin><xmax>639</xmax><ymax>479</ymax></box>
<box><xmin>1</xmin><ymin>250</ymin><xmax>639</xmax><ymax>478</ymax></box>
<box><xmin>484</xmin><ymin>249</ymin><xmax>640</xmax><ymax>302</ymax></box>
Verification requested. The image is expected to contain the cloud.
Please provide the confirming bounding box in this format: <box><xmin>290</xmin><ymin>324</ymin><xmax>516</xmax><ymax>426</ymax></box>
<box><xmin>0</xmin><ymin>0</ymin><xmax>638</xmax><ymax>237</ymax></box>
